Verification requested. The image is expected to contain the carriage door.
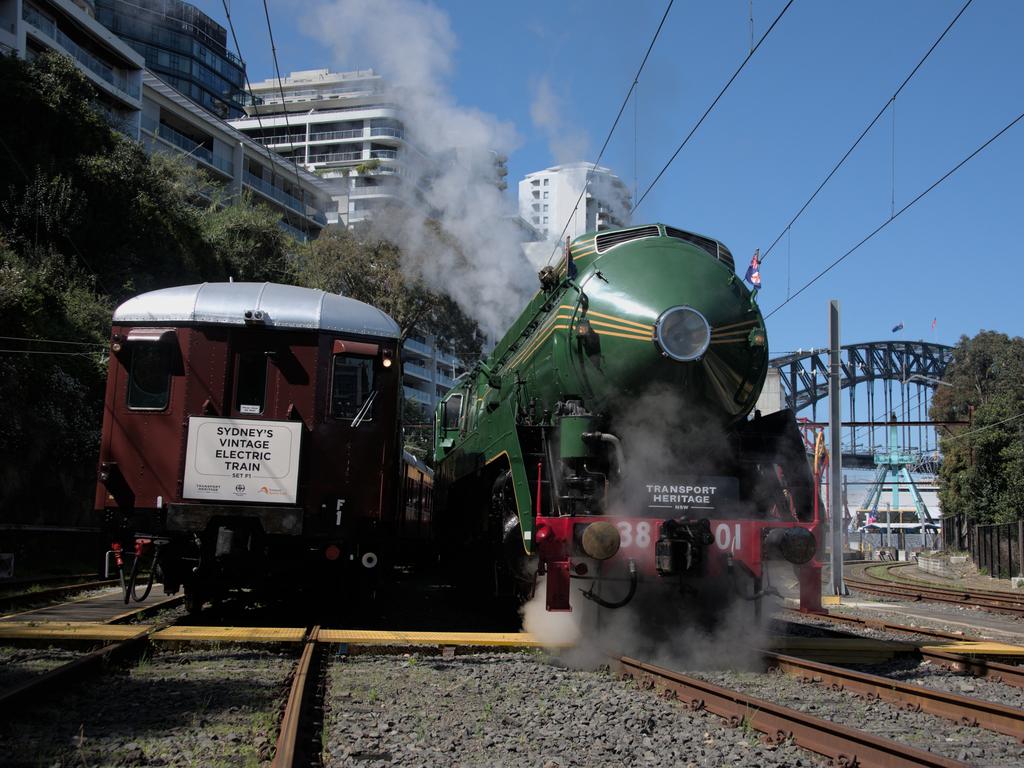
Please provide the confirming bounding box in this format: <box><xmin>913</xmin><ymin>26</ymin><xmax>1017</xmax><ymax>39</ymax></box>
<box><xmin>231</xmin><ymin>335</ymin><xmax>274</xmax><ymax>419</ymax></box>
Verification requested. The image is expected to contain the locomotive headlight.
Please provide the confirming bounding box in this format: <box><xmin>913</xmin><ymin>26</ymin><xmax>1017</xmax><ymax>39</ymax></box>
<box><xmin>655</xmin><ymin>306</ymin><xmax>711</xmax><ymax>362</ymax></box>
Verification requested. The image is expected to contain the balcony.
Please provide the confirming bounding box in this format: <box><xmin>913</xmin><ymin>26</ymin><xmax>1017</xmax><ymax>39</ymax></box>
<box><xmin>241</xmin><ymin>83</ymin><xmax>378</xmax><ymax>106</ymax></box>
<box><xmin>437</xmin><ymin>348</ymin><xmax>460</xmax><ymax>366</ymax></box>
<box><xmin>258</xmin><ymin>133</ymin><xmax>306</xmax><ymax>147</ymax></box>
<box><xmin>403</xmin><ymin>362</ymin><xmax>432</xmax><ymax>381</ymax></box>
<box><xmin>310</xmin><ymin>128</ymin><xmax>365</xmax><ymax>142</ymax></box>
<box><xmin>243</xmin><ymin>171</ymin><xmax>326</xmax><ymax>224</ymax></box>
<box><xmin>23</xmin><ymin>3</ymin><xmax>140</xmax><ymax>100</ymax></box>
<box><xmin>277</xmin><ymin>220</ymin><xmax>309</xmax><ymax>242</ymax></box>
<box><xmin>403</xmin><ymin>386</ymin><xmax>433</xmax><ymax>407</ymax></box>
<box><xmin>370</xmin><ymin>127</ymin><xmax>404</xmax><ymax>140</ymax></box>
<box><xmin>307</xmin><ymin>151</ymin><xmax>362</xmax><ymax>165</ymax></box>
<box><xmin>436</xmin><ymin>373</ymin><xmax>455</xmax><ymax>389</ymax></box>
<box><xmin>403</xmin><ymin>338</ymin><xmax>432</xmax><ymax>358</ymax></box>
<box><xmin>369</xmin><ymin>149</ymin><xmax>398</xmax><ymax>160</ymax></box>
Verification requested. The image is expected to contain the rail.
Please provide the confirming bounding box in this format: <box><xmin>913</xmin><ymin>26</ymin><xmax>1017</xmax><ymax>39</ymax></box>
<box><xmin>614</xmin><ymin>656</ymin><xmax>964</xmax><ymax>767</ymax></box>
<box><xmin>272</xmin><ymin>626</ymin><xmax>322</xmax><ymax>768</ymax></box>
<box><xmin>782</xmin><ymin>609</ymin><xmax>1024</xmax><ymax>689</ymax></box>
<box><xmin>763</xmin><ymin>650</ymin><xmax>1024</xmax><ymax>741</ymax></box>
<box><xmin>844</xmin><ymin>572</ymin><xmax>1024</xmax><ymax>617</ymax></box>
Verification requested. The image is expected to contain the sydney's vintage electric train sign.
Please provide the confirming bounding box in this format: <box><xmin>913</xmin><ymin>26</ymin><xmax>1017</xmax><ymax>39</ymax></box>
<box><xmin>183</xmin><ymin>417</ymin><xmax>302</xmax><ymax>504</ymax></box>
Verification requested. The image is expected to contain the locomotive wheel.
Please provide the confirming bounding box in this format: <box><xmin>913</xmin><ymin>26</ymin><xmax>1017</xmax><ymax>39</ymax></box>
<box><xmin>493</xmin><ymin>471</ymin><xmax>537</xmax><ymax>604</ymax></box>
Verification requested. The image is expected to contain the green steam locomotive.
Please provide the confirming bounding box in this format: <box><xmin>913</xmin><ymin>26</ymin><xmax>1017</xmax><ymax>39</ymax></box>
<box><xmin>433</xmin><ymin>224</ymin><xmax>822</xmax><ymax>614</ymax></box>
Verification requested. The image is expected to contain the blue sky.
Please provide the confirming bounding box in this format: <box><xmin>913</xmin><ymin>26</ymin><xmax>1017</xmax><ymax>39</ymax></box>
<box><xmin>198</xmin><ymin>0</ymin><xmax>1022</xmax><ymax>355</ymax></box>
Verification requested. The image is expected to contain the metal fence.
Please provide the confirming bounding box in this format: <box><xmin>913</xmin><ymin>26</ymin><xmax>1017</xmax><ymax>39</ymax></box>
<box><xmin>941</xmin><ymin>514</ymin><xmax>1024</xmax><ymax>578</ymax></box>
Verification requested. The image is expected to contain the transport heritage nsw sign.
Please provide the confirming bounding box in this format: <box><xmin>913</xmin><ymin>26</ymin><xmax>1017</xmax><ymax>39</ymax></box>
<box><xmin>643</xmin><ymin>477</ymin><xmax>739</xmax><ymax>514</ymax></box>
<box><xmin>183</xmin><ymin>417</ymin><xmax>303</xmax><ymax>504</ymax></box>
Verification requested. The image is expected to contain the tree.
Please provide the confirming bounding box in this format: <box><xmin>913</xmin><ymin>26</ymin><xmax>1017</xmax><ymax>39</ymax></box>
<box><xmin>0</xmin><ymin>52</ymin><xmax>299</xmax><ymax>524</ymax></box>
<box><xmin>930</xmin><ymin>331</ymin><xmax>1024</xmax><ymax>524</ymax></box>
<box><xmin>291</xmin><ymin>225</ymin><xmax>484</xmax><ymax>361</ymax></box>
<box><xmin>402</xmin><ymin>399</ymin><xmax>433</xmax><ymax>464</ymax></box>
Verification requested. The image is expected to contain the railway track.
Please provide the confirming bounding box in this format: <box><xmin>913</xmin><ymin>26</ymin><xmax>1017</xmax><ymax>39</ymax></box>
<box><xmin>3</xmin><ymin>619</ymin><xmax>1020</xmax><ymax>765</ymax></box>
<box><xmin>0</xmin><ymin>619</ymin><xmax>172</xmax><ymax>716</ymax></box>
<box><xmin>763</xmin><ymin>650</ymin><xmax>1024</xmax><ymax>741</ymax></box>
<box><xmin>783</xmin><ymin>610</ymin><xmax>1024</xmax><ymax>689</ymax></box>
<box><xmin>614</xmin><ymin>655</ymin><xmax>967</xmax><ymax>767</ymax></box>
<box><xmin>845</xmin><ymin>563</ymin><xmax>1024</xmax><ymax>617</ymax></box>
<box><xmin>273</xmin><ymin>626</ymin><xmax>325</xmax><ymax>768</ymax></box>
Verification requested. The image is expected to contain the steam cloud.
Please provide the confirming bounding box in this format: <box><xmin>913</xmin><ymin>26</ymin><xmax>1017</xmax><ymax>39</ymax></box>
<box><xmin>301</xmin><ymin>0</ymin><xmax>536</xmax><ymax>338</ymax></box>
<box><xmin>529</xmin><ymin>75</ymin><xmax>591</xmax><ymax>165</ymax></box>
<box><xmin>523</xmin><ymin>384</ymin><xmax>774</xmax><ymax>671</ymax></box>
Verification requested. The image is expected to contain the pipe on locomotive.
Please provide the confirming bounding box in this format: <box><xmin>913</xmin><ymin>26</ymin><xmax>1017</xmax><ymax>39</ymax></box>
<box><xmin>581</xmin><ymin>431</ymin><xmax>625</xmax><ymax>478</ymax></box>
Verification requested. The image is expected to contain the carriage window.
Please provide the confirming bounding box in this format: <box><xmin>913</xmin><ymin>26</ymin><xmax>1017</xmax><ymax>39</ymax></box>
<box><xmin>332</xmin><ymin>355</ymin><xmax>375</xmax><ymax>420</ymax></box>
<box><xmin>442</xmin><ymin>393</ymin><xmax>463</xmax><ymax>431</ymax></box>
<box><xmin>127</xmin><ymin>344</ymin><xmax>172</xmax><ymax>410</ymax></box>
<box><xmin>235</xmin><ymin>353</ymin><xmax>267</xmax><ymax>414</ymax></box>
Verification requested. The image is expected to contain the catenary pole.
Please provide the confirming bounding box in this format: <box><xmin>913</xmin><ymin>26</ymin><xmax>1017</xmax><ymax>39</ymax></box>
<box><xmin>829</xmin><ymin>300</ymin><xmax>845</xmax><ymax>595</ymax></box>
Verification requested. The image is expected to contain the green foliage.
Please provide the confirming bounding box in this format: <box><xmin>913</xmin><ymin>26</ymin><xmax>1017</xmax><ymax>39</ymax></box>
<box><xmin>0</xmin><ymin>52</ymin><xmax>297</xmax><ymax>524</ymax></box>
<box><xmin>931</xmin><ymin>331</ymin><xmax>1024</xmax><ymax>524</ymax></box>
<box><xmin>291</xmin><ymin>225</ymin><xmax>483</xmax><ymax>361</ymax></box>
<box><xmin>402</xmin><ymin>398</ymin><xmax>433</xmax><ymax>464</ymax></box>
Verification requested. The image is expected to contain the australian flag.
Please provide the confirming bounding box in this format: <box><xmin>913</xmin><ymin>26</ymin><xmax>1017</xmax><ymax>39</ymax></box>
<box><xmin>891</xmin><ymin>321</ymin><xmax>904</xmax><ymax>333</ymax></box>
<box><xmin>744</xmin><ymin>249</ymin><xmax>761</xmax><ymax>290</ymax></box>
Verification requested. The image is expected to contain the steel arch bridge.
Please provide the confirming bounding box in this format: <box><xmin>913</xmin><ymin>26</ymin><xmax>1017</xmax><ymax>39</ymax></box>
<box><xmin>768</xmin><ymin>341</ymin><xmax>954</xmax><ymax>468</ymax></box>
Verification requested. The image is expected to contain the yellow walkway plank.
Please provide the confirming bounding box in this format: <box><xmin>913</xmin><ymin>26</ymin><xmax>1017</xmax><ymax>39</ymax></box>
<box><xmin>920</xmin><ymin>641</ymin><xmax>1024</xmax><ymax>657</ymax></box>
<box><xmin>0</xmin><ymin>622</ymin><xmax>150</xmax><ymax>641</ymax></box>
<box><xmin>317</xmin><ymin>630</ymin><xmax>551</xmax><ymax>647</ymax></box>
<box><xmin>151</xmin><ymin>626</ymin><xmax>306</xmax><ymax>643</ymax></box>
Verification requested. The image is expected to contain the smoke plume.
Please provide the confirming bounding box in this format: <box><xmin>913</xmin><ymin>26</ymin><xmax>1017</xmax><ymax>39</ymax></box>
<box><xmin>529</xmin><ymin>75</ymin><xmax>591</xmax><ymax>165</ymax></box>
<box><xmin>301</xmin><ymin>0</ymin><xmax>536</xmax><ymax>338</ymax></box>
<box><xmin>522</xmin><ymin>383</ymin><xmax>774</xmax><ymax>671</ymax></box>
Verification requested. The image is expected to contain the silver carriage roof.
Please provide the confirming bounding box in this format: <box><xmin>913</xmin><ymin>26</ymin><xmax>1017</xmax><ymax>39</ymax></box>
<box><xmin>113</xmin><ymin>282</ymin><xmax>400</xmax><ymax>339</ymax></box>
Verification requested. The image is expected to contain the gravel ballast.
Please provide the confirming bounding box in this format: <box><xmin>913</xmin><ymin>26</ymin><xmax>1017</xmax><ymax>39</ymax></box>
<box><xmin>0</xmin><ymin>646</ymin><xmax>292</xmax><ymax>767</ymax></box>
<box><xmin>693</xmin><ymin>666</ymin><xmax>1024</xmax><ymax>767</ymax></box>
<box><xmin>322</xmin><ymin>652</ymin><xmax>825</xmax><ymax>768</ymax></box>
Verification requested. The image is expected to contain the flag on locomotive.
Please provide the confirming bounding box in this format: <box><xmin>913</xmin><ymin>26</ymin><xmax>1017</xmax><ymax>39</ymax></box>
<box><xmin>744</xmin><ymin>249</ymin><xmax>761</xmax><ymax>290</ymax></box>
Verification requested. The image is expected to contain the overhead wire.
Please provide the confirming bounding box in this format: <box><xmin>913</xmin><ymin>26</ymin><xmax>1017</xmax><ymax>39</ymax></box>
<box><xmin>0</xmin><ymin>349</ymin><xmax>101</xmax><ymax>356</ymax></box>
<box><xmin>759</xmin><ymin>0</ymin><xmax>974</xmax><ymax>264</ymax></box>
<box><xmin>942</xmin><ymin>410</ymin><xmax>1024</xmax><ymax>443</ymax></box>
<box><xmin>221</xmin><ymin>0</ymin><xmax>314</xmax><ymax>243</ymax></box>
<box><xmin>632</xmin><ymin>0</ymin><xmax>795</xmax><ymax>213</ymax></box>
<box><xmin>765</xmin><ymin>107</ymin><xmax>1024</xmax><ymax>319</ymax></box>
<box><xmin>0</xmin><ymin>335</ymin><xmax>105</xmax><ymax>347</ymax></box>
<box><xmin>545</xmin><ymin>0</ymin><xmax>676</xmax><ymax>265</ymax></box>
<box><xmin>261</xmin><ymin>0</ymin><xmax>316</xmax><ymax>238</ymax></box>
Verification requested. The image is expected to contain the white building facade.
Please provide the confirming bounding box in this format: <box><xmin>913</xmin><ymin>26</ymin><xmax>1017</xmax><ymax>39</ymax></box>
<box><xmin>518</xmin><ymin>162</ymin><xmax>632</xmax><ymax>242</ymax></box>
<box><xmin>228</xmin><ymin>68</ymin><xmax>411</xmax><ymax>227</ymax></box>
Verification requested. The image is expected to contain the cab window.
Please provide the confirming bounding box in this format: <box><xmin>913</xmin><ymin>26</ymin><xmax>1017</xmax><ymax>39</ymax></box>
<box><xmin>127</xmin><ymin>344</ymin><xmax>171</xmax><ymax>410</ymax></box>
<box><xmin>235</xmin><ymin>352</ymin><xmax>268</xmax><ymax>414</ymax></box>
<box><xmin>442</xmin><ymin>393</ymin><xmax>463</xmax><ymax>431</ymax></box>
<box><xmin>332</xmin><ymin>355</ymin><xmax>375</xmax><ymax>420</ymax></box>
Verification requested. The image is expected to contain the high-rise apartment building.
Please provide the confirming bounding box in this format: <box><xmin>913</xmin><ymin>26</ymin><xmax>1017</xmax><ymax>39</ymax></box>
<box><xmin>141</xmin><ymin>73</ymin><xmax>331</xmax><ymax>242</ymax></box>
<box><xmin>518</xmin><ymin>162</ymin><xmax>632</xmax><ymax>242</ymax></box>
<box><xmin>3</xmin><ymin>0</ymin><xmax>329</xmax><ymax>242</ymax></box>
<box><xmin>228</xmin><ymin>68</ymin><xmax>410</xmax><ymax>226</ymax></box>
<box><xmin>4</xmin><ymin>0</ymin><xmax>145</xmax><ymax>132</ymax></box>
<box><xmin>95</xmin><ymin>0</ymin><xmax>245</xmax><ymax>119</ymax></box>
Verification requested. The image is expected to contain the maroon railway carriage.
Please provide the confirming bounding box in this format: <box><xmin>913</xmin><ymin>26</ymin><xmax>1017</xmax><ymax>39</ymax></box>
<box><xmin>95</xmin><ymin>282</ymin><xmax>423</xmax><ymax>610</ymax></box>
